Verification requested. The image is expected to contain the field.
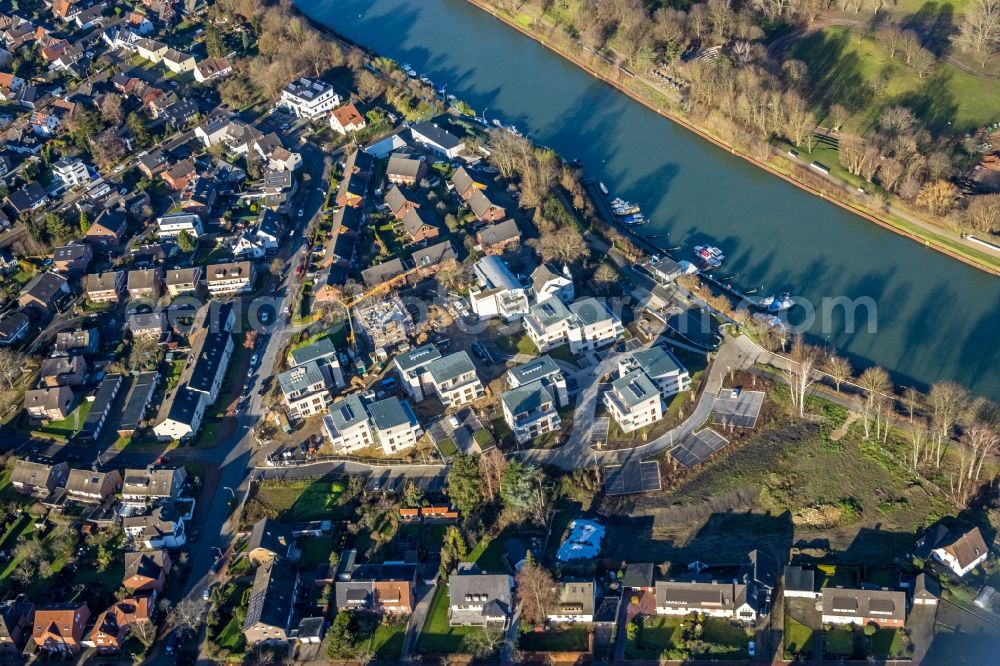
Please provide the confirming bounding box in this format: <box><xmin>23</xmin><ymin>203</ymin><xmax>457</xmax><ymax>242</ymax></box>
<box><xmin>792</xmin><ymin>26</ymin><xmax>1000</xmax><ymax>133</ymax></box>
<box><xmin>244</xmin><ymin>477</ymin><xmax>348</xmax><ymax>527</ymax></box>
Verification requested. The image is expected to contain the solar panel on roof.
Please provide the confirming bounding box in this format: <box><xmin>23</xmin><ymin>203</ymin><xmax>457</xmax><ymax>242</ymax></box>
<box><xmin>339</xmin><ymin>406</ymin><xmax>354</xmax><ymax>420</ymax></box>
<box><xmin>541</xmin><ymin>303</ymin><xmax>556</xmax><ymax>316</ymax></box>
<box><xmin>628</xmin><ymin>381</ymin><xmax>645</xmax><ymax>398</ymax></box>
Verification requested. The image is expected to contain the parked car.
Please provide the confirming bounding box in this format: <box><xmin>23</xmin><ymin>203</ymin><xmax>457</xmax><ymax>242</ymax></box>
<box><xmin>202</xmin><ymin>587</ymin><xmax>211</xmax><ymax>601</ymax></box>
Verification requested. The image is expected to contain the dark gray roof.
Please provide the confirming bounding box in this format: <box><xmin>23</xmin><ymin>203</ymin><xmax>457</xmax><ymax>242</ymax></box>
<box><xmin>6</xmin><ymin>181</ymin><xmax>47</xmax><ymax>212</ymax></box>
<box><xmin>394</xmin><ymin>344</ymin><xmax>441</xmax><ymax>372</ymax></box>
<box><xmin>52</xmin><ymin>243</ymin><xmax>90</xmax><ymax>263</ymax></box>
<box><xmin>244</xmin><ymin>558</ymin><xmax>297</xmax><ymax>632</ymax></box>
<box><xmin>384</xmin><ymin>185</ymin><xmax>417</xmax><ymax>215</ymax></box>
<box><xmin>451</xmin><ymin>166</ymin><xmax>479</xmax><ymax>194</ymax></box>
<box><xmin>248</xmin><ymin>517</ymin><xmax>291</xmax><ymax>557</ymax></box>
<box><xmin>401</xmin><ymin>208</ymin><xmax>436</xmax><ymax>237</ymax></box>
<box><xmin>570</xmin><ymin>297</ymin><xmax>614</xmax><ymax>326</ymax></box>
<box><xmin>165</xmin><ymin>385</ymin><xmax>201</xmax><ymax>425</ymax></box>
<box><xmin>118</xmin><ymin>372</ymin><xmax>158</xmax><ymax>432</ymax></box>
<box><xmin>622</xmin><ymin>563</ymin><xmax>655</xmax><ymax>588</ymax></box>
<box><xmin>361</xmin><ymin>258</ymin><xmax>405</xmax><ymax>287</ymax></box>
<box><xmin>501</xmin><ymin>381</ymin><xmax>554</xmax><ymax>416</ymax></box>
<box><xmin>335</xmin><ymin>580</ymin><xmax>373</xmax><ymax>609</ymax></box>
<box><xmin>22</xmin><ymin>272</ymin><xmax>68</xmax><ymax>302</ymax></box>
<box><xmin>79</xmin><ymin>373</ymin><xmax>122</xmax><ymax>440</ymax></box>
<box><xmin>411</xmin><ymin>121</ymin><xmax>463</xmax><ymax>151</ymax></box>
<box><xmin>783</xmin><ymin>565</ymin><xmax>815</xmax><ymax>594</ymax></box>
<box><xmin>611</xmin><ymin>370</ymin><xmax>658</xmax><ymax>408</ymax></box>
<box><xmin>469</xmin><ymin>189</ymin><xmax>502</xmax><ymax>218</ymax></box>
<box><xmin>189</xmin><ymin>331</ymin><xmax>230</xmax><ymax>394</ymax></box>
<box><xmin>412</xmin><ymin>240</ymin><xmax>456</xmax><ymax>269</ymax></box>
<box><xmin>508</xmin><ymin>355</ymin><xmax>561</xmax><ymax>386</ymax></box>
<box><xmin>367</xmin><ymin>396</ymin><xmax>417</xmax><ymax>431</ymax></box>
<box><xmin>289</xmin><ymin>337</ymin><xmax>337</xmax><ymax>367</ymax></box>
<box><xmin>127</xmin><ymin>311</ymin><xmax>167</xmax><ymax>333</ymax></box>
<box><xmin>387</xmin><ymin>155</ymin><xmax>423</xmax><ymax>179</ymax></box>
<box><xmin>427</xmin><ymin>352</ymin><xmax>476</xmax><ymax>385</ymax></box>
<box><xmin>325</xmin><ymin>393</ymin><xmax>368</xmax><ymax>433</ymax></box>
<box><xmin>625</xmin><ymin>347</ymin><xmax>683</xmax><ymax>380</ymax></box>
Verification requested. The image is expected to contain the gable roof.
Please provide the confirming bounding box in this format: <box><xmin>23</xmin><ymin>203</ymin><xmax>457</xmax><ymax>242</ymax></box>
<box><xmin>477</xmin><ymin>219</ymin><xmax>519</xmax><ymax>247</ymax></box>
<box><xmin>427</xmin><ymin>351</ymin><xmax>476</xmax><ymax>385</ymax></box>
<box><xmin>412</xmin><ymin>241</ymin><xmax>456</xmax><ymax>269</ymax></box>
<box><xmin>934</xmin><ymin>525</ymin><xmax>990</xmax><ymax>569</ymax></box>
<box><xmin>332</xmin><ymin>102</ymin><xmax>364</xmax><ymax>128</ymax></box>
<box><xmin>501</xmin><ymin>380</ymin><xmax>554</xmax><ymax>416</ymax></box>
<box><xmin>383</xmin><ymin>184</ymin><xmax>417</xmax><ymax>215</ymax></box>
<box><xmin>411</xmin><ymin>121</ymin><xmax>463</xmax><ymax>151</ymax></box>
<box><xmin>244</xmin><ymin>558</ymin><xmax>297</xmax><ymax>631</ymax></box>
<box><xmin>401</xmin><ymin>208</ymin><xmax>436</xmax><ymax>237</ymax></box>
<box><xmin>248</xmin><ymin>517</ymin><xmax>291</xmax><ymax>557</ymax></box>
<box><xmin>468</xmin><ymin>189</ymin><xmax>501</xmax><ymax>218</ymax></box>
<box><xmin>387</xmin><ymin>154</ymin><xmax>423</xmax><ymax>179</ymax></box>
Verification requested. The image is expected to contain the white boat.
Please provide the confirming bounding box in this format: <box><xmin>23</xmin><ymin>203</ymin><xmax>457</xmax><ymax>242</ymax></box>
<box><xmin>693</xmin><ymin>245</ymin><xmax>725</xmax><ymax>269</ymax></box>
<box><xmin>599</xmin><ymin>182</ymin><xmax>609</xmax><ymax>195</ymax></box>
<box><xmin>507</xmin><ymin>125</ymin><xmax>521</xmax><ymax>136</ymax></box>
<box><xmin>420</xmin><ymin>76</ymin><xmax>432</xmax><ymax>85</ymax></box>
<box><xmin>768</xmin><ymin>293</ymin><xmax>795</xmax><ymax>312</ymax></box>
<box><xmin>492</xmin><ymin>119</ymin><xmax>503</xmax><ymax>127</ymax></box>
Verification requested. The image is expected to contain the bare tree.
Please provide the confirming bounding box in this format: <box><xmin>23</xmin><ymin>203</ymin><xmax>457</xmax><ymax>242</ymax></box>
<box><xmin>928</xmin><ymin>381</ymin><xmax>970</xmax><ymax>468</ymax></box>
<box><xmin>515</xmin><ymin>555</ymin><xmax>558</xmax><ymax>626</ymax></box>
<box><xmin>965</xmin><ymin>194</ymin><xmax>1000</xmax><ymax>234</ymax></box>
<box><xmin>902</xmin><ymin>386</ymin><xmax>923</xmax><ymax>423</ymax></box>
<box><xmin>169</xmin><ymin>599</ymin><xmax>204</xmax><ymax>631</ymax></box>
<box><xmin>909</xmin><ymin>47</ymin><xmax>937</xmax><ymax>78</ymax></box>
<box><xmin>782</xmin><ymin>337</ymin><xmax>821</xmax><ymax>417</ymax></box>
<box><xmin>958</xmin><ymin>0</ymin><xmax>1000</xmax><ymax>67</ymax></box>
<box><xmin>479</xmin><ymin>447</ymin><xmax>508</xmax><ymax>503</ymax></box>
<box><xmin>857</xmin><ymin>366</ymin><xmax>891</xmax><ymax>439</ymax></box>
<box><xmin>822</xmin><ymin>354</ymin><xmax>853</xmax><ymax>392</ymax></box>
<box><xmin>0</xmin><ymin>349</ymin><xmax>25</xmax><ymax>390</ymax></box>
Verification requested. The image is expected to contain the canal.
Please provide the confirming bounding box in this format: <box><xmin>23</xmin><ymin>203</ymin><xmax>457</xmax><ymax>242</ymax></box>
<box><xmin>297</xmin><ymin>0</ymin><xmax>1000</xmax><ymax>400</ymax></box>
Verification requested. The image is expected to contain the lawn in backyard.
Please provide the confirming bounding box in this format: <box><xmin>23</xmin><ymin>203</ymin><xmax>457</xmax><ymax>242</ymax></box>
<box><xmin>38</xmin><ymin>400</ymin><xmax>92</xmax><ymax>436</ymax></box>
<box><xmin>625</xmin><ymin>616</ymin><xmax>684</xmax><ymax>660</ymax></box>
<box><xmin>369</xmin><ymin>621</ymin><xmax>406</xmax><ymax>660</ymax></box>
<box><xmin>871</xmin><ymin>628</ymin><xmax>906</xmax><ymax>657</ymax></box>
<box><xmin>783</xmin><ymin>616</ymin><xmax>814</xmax><ymax>656</ymax></box>
<box><xmin>825</xmin><ymin>627</ymin><xmax>854</xmax><ymax>656</ymax></box>
<box><xmin>215</xmin><ymin>616</ymin><xmax>246</xmax><ymax>652</ymax></box>
<box><xmin>519</xmin><ymin>624</ymin><xmax>589</xmax><ymax>651</ymax></box>
<box><xmin>243</xmin><ymin>478</ymin><xmax>350</xmax><ymax>528</ymax></box>
<box><xmin>417</xmin><ymin>585</ymin><xmax>481</xmax><ymax>654</ymax></box>
<box><xmin>469</xmin><ymin>536</ymin><xmax>507</xmax><ymax>571</ymax></box>
<box><xmin>697</xmin><ymin>618</ymin><xmax>751</xmax><ymax>658</ymax></box>
<box><xmin>299</xmin><ymin>535</ymin><xmax>335</xmax><ymax>567</ymax></box>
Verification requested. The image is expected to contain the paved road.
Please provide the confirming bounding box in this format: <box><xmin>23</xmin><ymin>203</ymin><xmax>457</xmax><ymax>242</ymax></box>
<box><xmin>400</xmin><ymin>584</ymin><xmax>435</xmax><ymax>661</ymax></box>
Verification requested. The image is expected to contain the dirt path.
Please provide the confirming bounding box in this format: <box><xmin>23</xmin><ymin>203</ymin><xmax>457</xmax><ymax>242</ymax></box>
<box><xmin>830</xmin><ymin>412</ymin><xmax>860</xmax><ymax>441</ymax></box>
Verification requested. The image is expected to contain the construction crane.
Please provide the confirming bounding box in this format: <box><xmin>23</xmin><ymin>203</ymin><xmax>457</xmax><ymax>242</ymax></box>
<box><xmin>331</xmin><ymin>282</ymin><xmax>391</xmax><ymax>349</ymax></box>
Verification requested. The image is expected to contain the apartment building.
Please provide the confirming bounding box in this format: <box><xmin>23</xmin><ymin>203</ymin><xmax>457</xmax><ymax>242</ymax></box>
<box><xmin>278</xmin><ymin>77</ymin><xmax>340</xmax><ymax>118</ymax></box>
<box><xmin>205</xmin><ymin>261</ymin><xmax>255</xmax><ymax>296</ymax></box>
<box><xmin>394</xmin><ymin>344</ymin><xmax>443</xmax><ymax>403</ymax></box>
<box><xmin>501</xmin><ymin>381</ymin><xmax>561</xmax><ymax>444</ymax></box>
<box><xmin>603</xmin><ymin>370</ymin><xmax>663</xmax><ymax>433</ymax></box>
<box><xmin>617</xmin><ymin>346</ymin><xmax>691</xmax><ymax>399</ymax></box>
<box><xmin>426</xmin><ymin>352</ymin><xmax>485</xmax><ymax>408</ymax></box>
<box><xmin>507</xmin><ymin>355</ymin><xmax>569</xmax><ymax>408</ymax></box>
<box><xmin>469</xmin><ymin>256</ymin><xmax>529</xmax><ymax>321</ymax></box>
<box><xmin>524</xmin><ymin>296</ymin><xmax>624</xmax><ymax>354</ymax></box>
<box><xmin>277</xmin><ymin>360</ymin><xmax>332</xmax><ymax>420</ymax></box>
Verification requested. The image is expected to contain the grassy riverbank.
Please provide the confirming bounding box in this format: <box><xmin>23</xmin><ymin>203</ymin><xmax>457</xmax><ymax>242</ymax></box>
<box><xmin>462</xmin><ymin>0</ymin><xmax>1000</xmax><ymax>277</ymax></box>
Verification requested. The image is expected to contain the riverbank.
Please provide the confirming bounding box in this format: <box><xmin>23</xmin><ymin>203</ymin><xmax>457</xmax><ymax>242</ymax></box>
<box><xmin>461</xmin><ymin>0</ymin><xmax>1000</xmax><ymax>277</ymax></box>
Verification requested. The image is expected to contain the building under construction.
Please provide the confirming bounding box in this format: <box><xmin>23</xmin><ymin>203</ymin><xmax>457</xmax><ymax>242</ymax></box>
<box><xmin>355</xmin><ymin>295</ymin><xmax>413</xmax><ymax>351</ymax></box>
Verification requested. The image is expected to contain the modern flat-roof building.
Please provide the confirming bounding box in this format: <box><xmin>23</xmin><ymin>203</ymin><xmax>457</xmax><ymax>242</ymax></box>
<box><xmin>277</xmin><ymin>360</ymin><xmax>332</xmax><ymax>421</ymax></box>
<box><xmin>469</xmin><ymin>256</ymin><xmax>530</xmax><ymax>321</ymax></box>
<box><xmin>604</xmin><ymin>370</ymin><xmax>663</xmax><ymax>433</ymax></box>
<box><xmin>279</xmin><ymin>77</ymin><xmax>340</xmax><ymax>118</ymax></box>
<box><xmin>501</xmin><ymin>380</ymin><xmax>561</xmax><ymax>444</ymax></box>
<box><xmin>322</xmin><ymin>394</ymin><xmax>422</xmax><ymax>456</ymax></box>
<box><xmin>524</xmin><ymin>296</ymin><xmax>624</xmax><ymax>354</ymax></box>
<box><xmin>426</xmin><ymin>352</ymin><xmax>485</xmax><ymax>408</ymax></box>
<box><xmin>393</xmin><ymin>344</ymin><xmax>443</xmax><ymax>403</ymax></box>
<box><xmin>507</xmin><ymin>355</ymin><xmax>569</xmax><ymax>408</ymax></box>
<box><xmin>617</xmin><ymin>346</ymin><xmax>691</xmax><ymax>399</ymax></box>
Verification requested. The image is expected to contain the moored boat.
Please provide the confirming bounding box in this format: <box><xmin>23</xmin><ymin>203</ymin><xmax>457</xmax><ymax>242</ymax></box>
<box><xmin>693</xmin><ymin>245</ymin><xmax>725</xmax><ymax>269</ymax></box>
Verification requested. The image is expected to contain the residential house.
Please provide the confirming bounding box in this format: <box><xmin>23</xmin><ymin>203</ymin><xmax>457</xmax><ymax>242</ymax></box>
<box><xmin>10</xmin><ymin>459</ymin><xmax>69</xmax><ymax>497</ymax></box>
<box><xmin>468</xmin><ymin>189</ymin><xmax>505</xmax><ymax>222</ymax></box>
<box><xmin>205</xmin><ymin>261</ymin><xmax>255</xmax><ymax>296</ymax></box>
<box><xmin>367</xmin><ymin>396</ymin><xmax>422</xmax><ymax>455</ymax></box>
<box><xmin>243</xmin><ymin>558</ymin><xmax>298</xmax><ymax>645</ymax></box>
<box><xmin>29</xmin><ymin>110</ymin><xmax>61</xmax><ymax>137</ymax></box>
<box><xmin>84</xmin><ymin>597</ymin><xmax>151</xmax><ymax>654</ymax></box>
<box><xmin>917</xmin><ymin>523</ymin><xmax>991</xmax><ymax>578</ymax></box>
<box><xmin>523</xmin><ymin>296</ymin><xmax>623</xmax><ymax>354</ymax></box>
<box><xmin>24</xmin><ymin>387</ymin><xmax>74</xmax><ymax>422</ymax></box>
<box><xmin>52</xmin><ymin>243</ymin><xmax>92</xmax><ymax>273</ymax></box>
<box><xmin>118</xmin><ymin>372</ymin><xmax>159</xmax><ymax>435</ymax></box>
<box><xmin>412</xmin><ymin>240</ymin><xmax>457</xmax><ymax>279</ymax></box>
<box><xmin>360</xmin><ymin>258</ymin><xmax>406</xmax><ymax>290</ymax></box>
<box><xmin>123</xmin><ymin>504</ymin><xmax>186</xmax><ymax>549</ymax></box>
<box><xmin>287</xmin><ymin>336</ymin><xmax>344</xmax><ymax>388</ymax></box>
<box><xmin>123</xmin><ymin>550</ymin><xmax>171</xmax><ymax>593</ymax></box>
<box><xmin>569</xmin><ymin>298</ymin><xmax>624</xmax><ymax>350</ymax></box>
<box><xmin>54</xmin><ymin>328</ymin><xmax>98</xmax><ymax>356</ymax></box>
<box><xmin>0</xmin><ymin>71</ymin><xmax>24</xmax><ymax>100</ymax></box>
<box><xmin>323</xmin><ymin>393</ymin><xmax>376</xmax><ymax>455</ymax></box>
<box><xmin>426</xmin><ymin>352</ymin><xmax>485</xmax><ymax>408</ymax></box>
<box><xmin>127</xmin><ymin>268</ymin><xmax>163</xmax><ymax>299</ymax></box>
<box><xmin>394</xmin><ymin>344</ymin><xmax>443</xmax><ymax>402</ymax></box>
<box><xmin>133</xmin><ymin>37</ymin><xmax>167</xmax><ymax>63</ymax></box>
<box><xmin>137</xmin><ymin>151</ymin><xmax>168</xmax><ymax>178</ymax></box>
<box><xmin>0</xmin><ymin>311</ymin><xmax>29</xmax><ymax>346</ymax></box>
<box><xmin>127</xmin><ymin>311</ymin><xmax>167</xmax><ymax>339</ymax></box>
<box><xmin>507</xmin><ymin>355</ymin><xmax>569</xmax><ymax>408</ymax></box>
<box><xmin>65</xmin><ymin>468</ymin><xmax>122</xmax><ymax>504</ymax></box>
<box><xmin>531</xmin><ymin>263</ymin><xmax>574</xmax><ymax>303</ymax></box>
<box><xmin>354</xmin><ymin>296</ymin><xmax>413</xmax><ymax>348</ymax></box>
<box><xmin>782</xmin><ymin>565</ymin><xmax>817</xmax><ymax>599</ymax></box>
<box><xmin>152</xmin><ymin>385</ymin><xmax>204</xmax><ymax>441</ymax></box>
<box><xmin>384</xmin><ymin>185</ymin><xmax>421</xmax><ymax>220</ymax></box>
<box><xmin>120</xmin><ymin>467</ymin><xmax>186</xmax><ymax>507</ymax></box>
<box><xmin>451</xmin><ymin>166</ymin><xmax>484</xmax><ymax>200</ymax></box>
<box><xmin>39</xmin><ymin>355</ymin><xmax>87</xmax><ymax>387</ymax></box>
<box><xmin>277</xmin><ymin>360</ymin><xmax>332</xmax><ymax>421</ymax></box>
<box><xmin>476</xmin><ymin>219</ymin><xmax>520</xmax><ymax>255</ymax></box>
<box><xmin>617</xmin><ymin>346</ymin><xmax>691</xmax><ymax>399</ymax></box>
<box><xmin>160</xmin><ymin>160</ymin><xmax>196</xmax><ymax>191</ymax></box>
<box><xmin>410</xmin><ymin>121</ymin><xmax>465</xmax><ymax>158</ymax></box>
<box><xmin>160</xmin><ymin>98</ymin><xmax>200</xmax><ymax>129</ymax></box>
<box><xmin>400</xmin><ymin>208</ymin><xmax>439</xmax><ymax>243</ymax></box>
<box><xmin>156</xmin><ymin>212</ymin><xmax>203</xmax><ymax>239</ymax></box>
<box><xmin>336</xmin><ymin>151</ymin><xmax>371</xmax><ymax>208</ymax></box>
<box><xmin>648</xmin><ymin>256</ymin><xmax>685</xmax><ymax>285</ymax></box>
<box><xmin>5</xmin><ymin>181</ymin><xmax>48</xmax><ymax>215</ymax></box>
<box><xmin>548</xmin><ymin>581</ymin><xmax>596</xmax><ymax>623</ymax></box>
<box><xmin>247</xmin><ymin>518</ymin><xmax>292</xmax><ymax>566</ymax></box>
<box><xmin>386</xmin><ymin>154</ymin><xmax>426</xmax><ymax>186</ymax></box>
<box><xmin>820</xmin><ymin>587</ymin><xmax>907</xmax><ymax>628</ymax></box>
<box><xmin>501</xmin><ymin>381</ymin><xmax>560</xmax><ymax>444</ymax></box>
<box><xmin>0</xmin><ymin>596</ymin><xmax>34</xmax><ymax>653</ymax></box>
<box><xmin>86</xmin><ymin>209</ymin><xmax>128</xmax><ymax>248</ymax></box>
<box><xmin>447</xmin><ymin>563</ymin><xmax>513</xmax><ymax>627</ymax></box>
<box><xmin>654</xmin><ymin>578</ymin><xmax>757</xmax><ymax>622</ymax></box>
<box><xmin>164</xmin><ymin>267</ymin><xmax>202</xmax><ymax>297</ymax></box>
<box><xmin>469</xmin><ymin>256</ymin><xmax>530</xmax><ymax>321</ymax></box>
<box><xmin>604</xmin><ymin>370</ymin><xmax>662</xmax><ymax>433</ymax></box>
<box><xmin>194</xmin><ymin>57</ymin><xmax>231</xmax><ymax>83</ymax></box>
<box><xmin>78</xmin><ymin>373</ymin><xmax>123</xmax><ymax>442</ymax></box>
<box><xmin>279</xmin><ymin>77</ymin><xmax>340</xmax><ymax>118</ymax></box>
<box><xmin>85</xmin><ymin>271</ymin><xmax>125</xmax><ymax>303</ymax></box>
<box><xmin>19</xmin><ymin>272</ymin><xmax>69</xmax><ymax>318</ymax></box>
<box><xmin>334</xmin><ymin>562</ymin><xmax>417</xmax><ymax>615</ymax></box>
<box><xmin>31</xmin><ymin>603</ymin><xmax>90</xmax><ymax>656</ymax></box>
<box><xmin>161</xmin><ymin>48</ymin><xmax>195</xmax><ymax>74</ymax></box>
<box><xmin>622</xmin><ymin>563</ymin><xmax>656</xmax><ymax>592</ymax></box>
<box><xmin>52</xmin><ymin>157</ymin><xmax>90</xmax><ymax>188</ymax></box>
<box><xmin>329</xmin><ymin>102</ymin><xmax>366</xmax><ymax>134</ymax></box>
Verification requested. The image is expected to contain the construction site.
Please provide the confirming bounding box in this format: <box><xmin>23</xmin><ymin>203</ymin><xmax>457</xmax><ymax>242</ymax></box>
<box><xmin>355</xmin><ymin>295</ymin><xmax>414</xmax><ymax>352</ymax></box>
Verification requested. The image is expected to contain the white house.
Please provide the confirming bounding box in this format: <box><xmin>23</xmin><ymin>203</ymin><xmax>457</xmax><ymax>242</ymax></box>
<box><xmin>52</xmin><ymin>157</ymin><xmax>91</xmax><ymax>188</ymax></box>
<box><xmin>617</xmin><ymin>346</ymin><xmax>691</xmax><ymax>399</ymax></box>
<box><xmin>205</xmin><ymin>262</ymin><xmax>255</xmax><ymax>296</ymax></box>
<box><xmin>547</xmin><ymin>581</ymin><xmax>596</xmax><ymax>623</ymax></box>
<box><xmin>278</xmin><ymin>77</ymin><xmax>340</xmax><ymax>118</ymax></box>
<box><xmin>322</xmin><ymin>394</ymin><xmax>422</xmax><ymax>456</ymax></box>
<box><xmin>161</xmin><ymin>48</ymin><xmax>196</xmax><ymax>74</ymax></box>
<box><xmin>501</xmin><ymin>381</ymin><xmax>561</xmax><ymax>445</ymax></box>
<box><xmin>156</xmin><ymin>213</ymin><xmax>203</xmax><ymax>239</ymax></box>
<box><xmin>523</xmin><ymin>296</ymin><xmax>624</xmax><ymax>355</ymax></box>
<box><xmin>603</xmin><ymin>369</ymin><xmax>663</xmax><ymax>433</ymax></box>
<box><xmin>194</xmin><ymin>57</ymin><xmax>232</xmax><ymax>83</ymax></box>
<box><xmin>928</xmin><ymin>525</ymin><xmax>990</xmax><ymax>577</ymax></box>
<box><xmin>123</xmin><ymin>505</ymin><xmax>187</xmax><ymax>549</ymax></box>
<box><xmin>469</xmin><ymin>256</ymin><xmax>529</xmax><ymax>321</ymax></box>
<box><xmin>410</xmin><ymin>121</ymin><xmax>465</xmax><ymax>158</ymax></box>
<box><xmin>323</xmin><ymin>394</ymin><xmax>375</xmax><ymax>455</ymax></box>
<box><xmin>277</xmin><ymin>360</ymin><xmax>332</xmax><ymax>421</ymax></box>
<box><xmin>426</xmin><ymin>352</ymin><xmax>485</xmax><ymax>408</ymax></box>
<box><xmin>507</xmin><ymin>355</ymin><xmax>569</xmax><ymax>408</ymax></box>
<box><xmin>531</xmin><ymin>263</ymin><xmax>575</xmax><ymax>303</ymax></box>
<box><xmin>394</xmin><ymin>344</ymin><xmax>443</xmax><ymax>403</ymax></box>
<box><xmin>654</xmin><ymin>579</ymin><xmax>757</xmax><ymax>623</ymax></box>
<box><xmin>329</xmin><ymin>102</ymin><xmax>366</xmax><ymax>134</ymax></box>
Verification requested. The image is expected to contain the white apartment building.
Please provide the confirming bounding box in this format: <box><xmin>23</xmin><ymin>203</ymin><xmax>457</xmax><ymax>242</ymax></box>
<box><xmin>394</xmin><ymin>344</ymin><xmax>443</xmax><ymax>403</ymax></box>
<box><xmin>603</xmin><ymin>369</ymin><xmax>663</xmax><ymax>433</ymax></box>
<box><xmin>206</xmin><ymin>261</ymin><xmax>255</xmax><ymax>296</ymax></box>
<box><xmin>501</xmin><ymin>381</ymin><xmax>561</xmax><ymax>445</ymax></box>
<box><xmin>279</xmin><ymin>77</ymin><xmax>341</xmax><ymax>118</ymax></box>
<box><xmin>52</xmin><ymin>157</ymin><xmax>91</xmax><ymax>188</ymax></box>
<box><xmin>156</xmin><ymin>213</ymin><xmax>203</xmax><ymax>239</ymax></box>
<box><xmin>323</xmin><ymin>395</ymin><xmax>422</xmax><ymax>456</ymax></box>
<box><xmin>323</xmin><ymin>394</ymin><xmax>375</xmax><ymax>455</ymax></box>
<box><xmin>617</xmin><ymin>346</ymin><xmax>691</xmax><ymax>399</ymax></box>
<box><xmin>523</xmin><ymin>297</ymin><xmax>624</xmax><ymax>355</ymax></box>
<box><xmin>277</xmin><ymin>360</ymin><xmax>332</xmax><ymax>420</ymax></box>
<box><xmin>468</xmin><ymin>256</ymin><xmax>530</xmax><ymax>321</ymax></box>
<box><xmin>426</xmin><ymin>352</ymin><xmax>485</xmax><ymax>408</ymax></box>
<box><xmin>368</xmin><ymin>397</ymin><xmax>422</xmax><ymax>455</ymax></box>
<box><xmin>507</xmin><ymin>355</ymin><xmax>569</xmax><ymax>408</ymax></box>
<box><xmin>531</xmin><ymin>263</ymin><xmax>575</xmax><ymax>303</ymax></box>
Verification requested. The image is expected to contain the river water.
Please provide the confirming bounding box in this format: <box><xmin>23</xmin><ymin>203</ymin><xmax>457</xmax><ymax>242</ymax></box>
<box><xmin>297</xmin><ymin>0</ymin><xmax>1000</xmax><ymax>400</ymax></box>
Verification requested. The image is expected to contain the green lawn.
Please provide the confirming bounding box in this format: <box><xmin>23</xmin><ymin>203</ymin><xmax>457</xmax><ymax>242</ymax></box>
<box><xmin>469</xmin><ymin>537</ymin><xmax>506</xmax><ymax>571</ymax></box>
<box><xmin>546</xmin><ymin>344</ymin><xmax>579</xmax><ymax>366</ymax></box>
<box><xmin>39</xmin><ymin>400</ymin><xmax>92</xmax><ymax>436</ymax></box>
<box><xmin>249</xmin><ymin>478</ymin><xmax>347</xmax><ymax>525</ymax></box>
<box><xmin>783</xmin><ymin>616</ymin><xmax>814</xmax><ymax>656</ymax></box>
<box><xmin>825</xmin><ymin>627</ymin><xmax>854</xmax><ymax>656</ymax></box>
<box><xmin>497</xmin><ymin>333</ymin><xmax>539</xmax><ymax>356</ymax></box>
<box><xmin>299</xmin><ymin>535</ymin><xmax>335</xmax><ymax>568</ymax></box>
<box><xmin>215</xmin><ymin>616</ymin><xmax>246</xmax><ymax>652</ymax></box>
<box><xmin>519</xmin><ymin>624</ymin><xmax>589</xmax><ymax>651</ymax></box>
<box><xmin>436</xmin><ymin>437</ymin><xmax>458</xmax><ymax>458</ymax></box>
<box><xmin>626</xmin><ymin>616</ymin><xmax>684</xmax><ymax>660</ymax></box>
<box><xmin>473</xmin><ymin>429</ymin><xmax>496</xmax><ymax>448</ymax></box>
<box><xmin>791</xmin><ymin>26</ymin><xmax>1000</xmax><ymax>133</ymax></box>
<box><xmin>370</xmin><ymin>621</ymin><xmax>407</xmax><ymax>660</ymax></box>
<box><xmin>871</xmin><ymin>628</ymin><xmax>906</xmax><ymax>657</ymax></box>
<box><xmin>417</xmin><ymin>585</ymin><xmax>481</xmax><ymax>654</ymax></box>
<box><xmin>698</xmin><ymin>618</ymin><xmax>751</xmax><ymax>658</ymax></box>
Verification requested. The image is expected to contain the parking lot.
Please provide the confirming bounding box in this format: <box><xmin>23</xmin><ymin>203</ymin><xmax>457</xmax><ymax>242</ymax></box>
<box><xmin>426</xmin><ymin>408</ymin><xmax>487</xmax><ymax>455</ymax></box>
